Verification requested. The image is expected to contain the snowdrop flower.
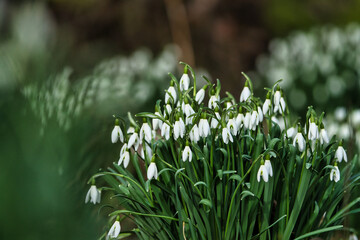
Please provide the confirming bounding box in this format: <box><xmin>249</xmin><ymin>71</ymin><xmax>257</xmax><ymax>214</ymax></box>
<box><xmin>127</xmin><ymin>126</ymin><xmax>135</xmax><ymax>134</ymax></box>
<box><xmin>351</xmin><ymin>109</ymin><xmax>360</xmax><ymax>127</ymax></box>
<box><xmin>111</xmin><ymin>119</ymin><xmax>124</xmax><ymax>143</ymax></box>
<box><xmin>236</xmin><ymin>111</ymin><xmax>244</xmax><ymax>130</ymax></box>
<box><xmin>107</xmin><ymin>220</ymin><xmax>121</xmax><ymax>239</ymax></box>
<box><xmin>165</xmin><ymin>104</ymin><xmax>172</xmax><ymax>116</ymax></box>
<box><xmin>250</xmin><ymin>110</ymin><xmax>259</xmax><ymax>130</ymax></box>
<box><xmin>182</xmin><ymin>144</ymin><xmax>192</xmax><ymax>162</ymax></box>
<box><xmin>222</xmin><ymin>127</ymin><xmax>233</xmax><ymax>144</ymax></box>
<box><xmin>335</xmin><ymin>142</ymin><xmax>347</xmax><ymax>162</ymax></box>
<box><xmin>264</xmin><ymin>158</ymin><xmax>273</xmax><ymax>177</ymax></box>
<box><xmin>286</xmin><ymin>127</ymin><xmax>295</xmax><ymax>138</ymax></box>
<box><xmin>244</xmin><ymin>112</ymin><xmax>251</xmax><ymax>130</ymax></box>
<box><xmin>85</xmin><ymin>185</ymin><xmax>101</xmax><ymax>204</ymax></box>
<box><xmin>195</xmin><ymin>87</ymin><xmax>206</xmax><ymax>104</ymax></box>
<box><xmin>161</xmin><ymin>122</ymin><xmax>171</xmax><ymax>140</ymax></box>
<box><xmin>184</xmin><ymin>102</ymin><xmax>195</xmax><ymax>125</ymax></box>
<box><xmin>334</xmin><ymin>107</ymin><xmax>346</xmax><ymax>121</ymax></box>
<box><xmin>349</xmin><ymin>234</ymin><xmax>358</xmax><ymax>240</ymax></box>
<box><xmin>226</xmin><ymin>102</ymin><xmax>232</xmax><ymax>110</ymax></box>
<box><xmin>179</xmin><ymin>73</ymin><xmax>190</xmax><ymax>91</ymax></box>
<box><xmin>240</xmin><ymin>82</ymin><xmax>251</xmax><ymax>102</ymax></box>
<box><xmin>330</xmin><ymin>165</ymin><xmax>340</xmax><ymax>182</ymax></box>
<box><xmin>257</xmin><ymin>106</ymin><xmax>263</xmax><ymax>122</ymax></box>
<box><xmin>128</xmin><ymin>131</ymin><xmax>140</xmax><ymax>150</ymax></box>
<box><xmin>173</xmin><ymin>117</ymin><xmax>185</xmax><ymax>140</ymax></box>
<box><xmin>257</xmin><ymin>164</ymin><xmax>269</xmax><ymax>182</ymax></box>
<box><xmin>118</xmin><ymin>147</ymin><xmax>130</xmax><ymax>168</ymax></box>
<box><xmin>140</xmin><ymin>144</ymin><xmax>152</xmax><ymax>160</ymax></box>
<box><xmin>211</xmin><ymin>111</ymin><xmax>221</xmax><ymax>129</ymax></box>
<box><xmin>165</xmin><ymin>81</ymin><xmax>177</xmax><ymax>103</ymax></box>
<box><xmin>189</xmin><ymin>124</ymin><xmax>200</xmax><ymax>143</ymax></box>
<box><xmin>199</xmin><ymin>116</ymin><xmax>210</xmax><ymax>138</ymax></box>
<box><xmin>152</xmin><ymin>110</ymin><xmax>163</xmax><ymax>130</ymax></box>
<box><xmin>293</xmin><ymin>129</ymin><xmax>306</xmax><ymax>152</ymax></box>
<box><xmin>262</xmin><ymin>92</ymin><xmax>271</xmax><ymax>115</ymax></box>
<box><xmin>227</xmin><ymin>115</ymin><xmax>237</xmax><ymax>136</ymax></box>
<box><xmin>308</xmin><ymin>119</ymin><xmax>319</xmax><ymax>141</ymax></box>
<box><xmin>140</xmin><ymin>121</ymin><xmax>152</xmax><ymax>143</ymax></box>
<box><xmin>147</xmin><ymin>161</ymin><xmax>158</xmax><ymax>180</ymax></box>
<box><xmin>319</xmin><ymin>124</ymin><xmax>329</xmax><ymax>145</ymax></box>
<box><xmin>208</xmin><ymin>95</ymin><xmax>219</xmax><ymax>109</ymax></box>
<box><xmin>274</xmin><ymin>87</ymin><xmax>281</xmax><ymax>107</ymax></box>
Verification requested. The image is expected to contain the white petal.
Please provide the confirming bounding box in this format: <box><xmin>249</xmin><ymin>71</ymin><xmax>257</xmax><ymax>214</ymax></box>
<box><xmin>111</xmin><ymin>126</ymin><xmax>120</xmax><ymax>143</ymax></box>
<box><xmin>240</xmin><ymin>86</ymin><xmax>251</xmax><ymax>102</ymax></box>
<box><xmin>85</xmin><ymin>188</ymin><xmax>91</xmax><ymax>203</ymax></box>
<box><xmin>274</xmin><ymin>91</ymin><xmax>281</xmax><ymax>106</ymax></box>
<box><xmin>263</xmin><ymin>99</ymin><xmax>270</xmax><ymax>115</ymax></box>
<box><xmin>123</xmin><ymin>152</ymin><xmax>130</xmax><ymax>168</ymax></box>
<box><xmin>147</xmin><ymin>163</ymin><xmax>156</xmax><ymax>180</ymax></box>
<box><xmin>195</xmin><ymin>89</ymin><xmax>205</xmax><ymax>104</ymax></box>
<box><xmin>180</xmin><ymin>73</ymin><xmax>190</xmax><ymax>91</ymax></box>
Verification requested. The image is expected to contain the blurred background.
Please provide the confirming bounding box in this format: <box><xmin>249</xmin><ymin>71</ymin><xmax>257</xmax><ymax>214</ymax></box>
<box><xmin>1</xmin><ymin>0</ymin><xmax>360</xmax><ymax>239</ymax></box>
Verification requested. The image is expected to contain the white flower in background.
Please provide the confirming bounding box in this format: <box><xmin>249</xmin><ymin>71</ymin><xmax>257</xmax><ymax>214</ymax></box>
<box><xmin>161</xmin><ymin>122</ymin><xmax>171</xmax><ymax>140</ymax></box>
<box><xmin>182</xmin><ymin>145</ymin><xmax>192</xmax><ymax>162</ymax></box>
<box><xmin>165</xmin><ymin>104</ymin><xmax>172</xmax><ymax>116</ymax></box>
<box><xmin>208</xmin><ymin>95</ymin><xmax>219</xmax><ymax>109</ymax></box>
<box><xmin>152</xmin><ymin>111</ymin><xmax>163</xmax><ymax>130</ymax></box>
<box><xmin>107</xmin><ymin>220</ymin><xmax>121</xmax><ymax>239</ymax></box>
<box><xmin>147</xmin><ymin>162</ymin><xmax>158</xmax><ymax>180</ymax></box>
<box><xmin>173</xmin><ymin>117</ymin><xmax>185</xmax><ymax>140</ymax></box>
<box><xmin>140</xmin><ymin>122</ymin><xmax>152</xmax><ymax>143</ymax></box>
<box><xmin>287</xmin><ymin>127</ymin><xmax>295</xmax><ymax>138</ymax></box>
<box><xmin>319</xmin><ymin>126</ymin><xmax>330</xmax><ymax>145</ymax></box>
<box><xmin>128</xmin><ymin>132</ymin><xmax>140</xmax><ymax>150</ymax></box>
<box><xmin>293</xmin><ymin>131</ymin><xmax>306</xmax><ymax>152</ymax></box>
<box><xmin>226</xmin><ymin>102</ymin><xmax>232</xmax><ymax>110</ymax></box>
<box><xmin>349</xmin><ymin>234</ymin><xmax>359</xmax><ymax>240</ymax></box>
<box><xmin>199</xmin><ymin>118</ymin><xmax>210</xmax><ymax>138</ymax></box>
<box><xmin>179</xmin><ymin>73</ymin><xmax>190</xmax><ymax>91</ymax></box>
<box><xmin>85</xmin><ymin>185</ymin><xmax>101</xmax><ymax>204</ymax></box>
<box><xmin>335</xmin><ymin>143</ymin><xmax>347</xmax><ymax>162</ymax></box>
<box><xmin>236</xmin><ymin>112</ymin><xmax>244</xmax><ymax>130</ymax></box>
<box><xmin>111</xmin><ymin>122</ymin><xmax>124</xmax><ymax>143</ymax></box>
<box><xmin>165</xmin><ymin>84</ymin><xmax>177</xmax><ymax>103</ymax></box>
<box><xmin>263</xmin><ymin>98</ymin><xmax>271</xmax><ymax>115</ymax></box>
<box><xmin>257</xmin><ymin>164</ymin><xmax>269</xmax><ymax>182</ymax></box>
<box><xmin>240</xmin><ymin>83</ymin><xmax>251</xmax><ymax>102</ymax></box>
<box><xmin>351</xmin><ymin>109</ymin><xmax>360</xmax><ymax>127</ymax></box>
<box><xmin>271</xmin><ymin>116</ymin><xmax>285</xmax><ymax>130</ymax></box>
<box><xmin>334</xmin><ymin>107</ymin><xmax>347</xmax><ymax>121</ymax></box>
<box><xmin>222</xmin><ymin>127</ymin><xmax>233</xmax><ymax>144</ymax></box>
<box><xmin>244</xmin><ymin>112</ymin><xmax>251</xmax><ymax>129</ymax></box>
<box><xmin>257</xmin><ymin>106</ymin><xmax>263</xmax><ymax>122</ymax></box>
<box><xmin>118</xmin><ymin>148</ymin><xmax>130</xmax><ymax>168</ymax></box>
<box><xmin>227</xmin><ymin>117</ymin><xmax>237</xmax><ymax>136</ymax></box>
<box><xmin>330</xmin><ymin>166</ymin><xmax>340</xmax><ymax>182</ymax></box>
<box><xmin>189</xmin><ymin>124</ymin><xmax>200</xmax><ymax>143</ymax></box>
<box><xmin>195</xmin><ymin>88</ymin><xmax>205</xmax><ymax>104</ymax></box>
<box><xmin>127</xmin><ymin>127</ymin><xmax>135</xmax><ymax>134</ymax></box>
<box><xmin>211</xmin><ymin>111</ymin><xmax>220</xmax><ymax>129</ymax></box>
<box><xmin>140</xmin><ymin>144</ymin><xmax>152</xmax><ymax>160</ymax></box>
<box><xmin>264</xmin><ymin>160</ymin><xmax>273</xmax><ymax>177</ymax></box>
<box><xmin>308</xmin><ymin>120</ymin><xmax>319</xmax><ymax>141</ymax></box>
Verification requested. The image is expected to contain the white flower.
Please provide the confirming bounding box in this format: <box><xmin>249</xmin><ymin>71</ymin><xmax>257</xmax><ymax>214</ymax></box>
<box><xmin>120</xmin><ymin>143</ymin><xmax>128</xmax><ymax>157</ymax></box>
<box><xmin>257</xmin><ymin>106</ymin><xmax>263</xmax><ymax>122</ymax></box>
<box><xmin>351</xmin><ymin>109</ymin><xmax>360</xmax><ymax>127</ymax></box>
<box><xmin>85</xmin><ymin>185</ymin><xmax>101</xmax><ymax>204</ymax></box>
<box><xmin>208</xmin><ymin>95</ymin><xmax>219</xmax><ymax>109</ymax></box>
<box><xmin>179</xmin><ymin>73</ymin><xmax>190</xmax><ymax>91</ymax></box>
<box><xmin>107</xmin><ymin>220</ymin><xmax>121</xmax><ymax>239</ymax></box>
<box><xmin>236</xmin><ymin>112</ymin><xmax>244</xmax><ymax>130</ymax></box>
<box><xmin>293</xmin><ymin>132</ymin><xmax>306</xmax><ymax>152</ymax></box>
<box><xmin>127</xmin><ymin>127</ymin><xmax>135</xmax><ymax>134</ymax></box>
<box><xmin>222</xmin><ymin>127</ymin><xmax>233</xmax><ymax>144</ymax></box>
<box><xmin>330</xmin><ymin>166</ymin><xmax>340</xmax><ymax>182</ymax></box>
<box><xmin>147</xmin><ymin>162</ymin><xmax>158</xmax><ymax>180</ymax></box>
<box><xmin>195</xmin><ymin>88</ymin><xmax>205</xmax><ymax>104</ymax></box>
<box><xmin>165</xmin><ymin>104</ymin><xmax>172</xmax><ymax>116</ymax></box>
<box><xmin>335</xmin><ymin>145</ymin><xmax>347</xmax><ymax>162</ymax></box>
<box><xmin>349</xmin><ymin>234</ymin><xmax>359</xmax><ymax>240</ymax></box>
<box><xmin>257</xmin><ymin>164</ymin><xmax>269</xmax><ymax>182</ymax></box>
<box><xmin>320</xmin><ymin>128</ymin><xmax>329</xmax><ymax>145</ymax></box>
<box><xmin>244</xmin><ymin>112</ymin><xmax>251</xmax><ymax>129</ymax></box>
<box><xmin>118</xmin><ymin>149</ymin><xmax>130</xmax><ymax>168</ymax></box>
<box><xmin>199</xmin><ymin>118</ymin><xmax>210</xmax><ymax>138</ymax></box>
<box><xmin>189</xmin><ymin>124</ymin><xmax>200</xmax><ymax>143</ymax></box>
<box><xmin>287</xmin><ymin>127</ymin><xmax>295</xmax><ymax>138</ymax></box>
<box><xmin>279</xmin><ymin>97</ymin><xmax>286</xmax><ymax>114</ymax></box>
<box><xmin>182</xmin><ymin>145</ymin><xmax>192</xmax><ymax>162</ymax></box>
<box><xmin>263</xmin><ymin>98</ymin><xmax>271</xmax><ymax>115</ymax></box>
<box><xmin>140</xmin><ymin>144</ymin><xmax>152</xmax><ymax>160</ymax></box>
<box><xmin>240</xmin><ymin>86</ymin><xmax>251</xmax><ymax>102</ymax></box>
<box><xmin>308</xmin><ymin>121</ymin><xmax>319</xmax><ymax>141</ymax></box>
<box><xmin>140</xmin><ymin>122</ymin><xmax>152</xmax><ymax>143</ymax></box>
<box><xmin>227</xmin><ymin>118</ymin><xmax>237</xmax><ymax>136</ymax></box>
<box><xmin>111</xmin><ymin>125</ymin><xmax>124</xmax><ymax>143</ymax></box>
<box><xmin>184</xmin><ymin>103</ymin><xmax>195</xmax><ymax>124</ymax></box>
<box><xmin>128</xmin><ymin>132</ymin><xmax>140</xmax><ymax>150</ymax></box>
<box><xmin>250</xmin><ymin>110</ymin><xmax>259</xmax><ymax>131</ymax></box>
<box><xmin>334</xmin><ymin>107</ymin><xmax>346</xmax><ymax>121</ymax></box>
<box><xmin>226</xmin><ymin>102</ymin><xmax>232</xmax><ymax>110</ymax></box>
<box><xmin>211</xmin><ymin>112</ymin><xmax>220</xmax><ymax>129</ymax></box>
<box><xmin>161</xmin><ymin>122</ymin><xmax>171</xmax><ymax>140</ymax></box>
<box><xmin>174</xmin><ymin>118</ymin><xmax>186</xmax><ymax>140</ymax></box>
<box><xmin>274</xmin><ymin>89</ymin><xmax>281</xmax><ymax>107</ymax></box>
<box><xmin>165</xmin><ymin>85</ymin><xmax>177</xmax><ymax>103</ymax></box>
<box><xmin>152</xmin><ymin>112</ymin><xmax>163</xmax><ymax>130</ymax></box>
<box><xmin>264</xmin><ymin>160</ymin><xmax>273</xmax><ymax>177</ymax></box>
